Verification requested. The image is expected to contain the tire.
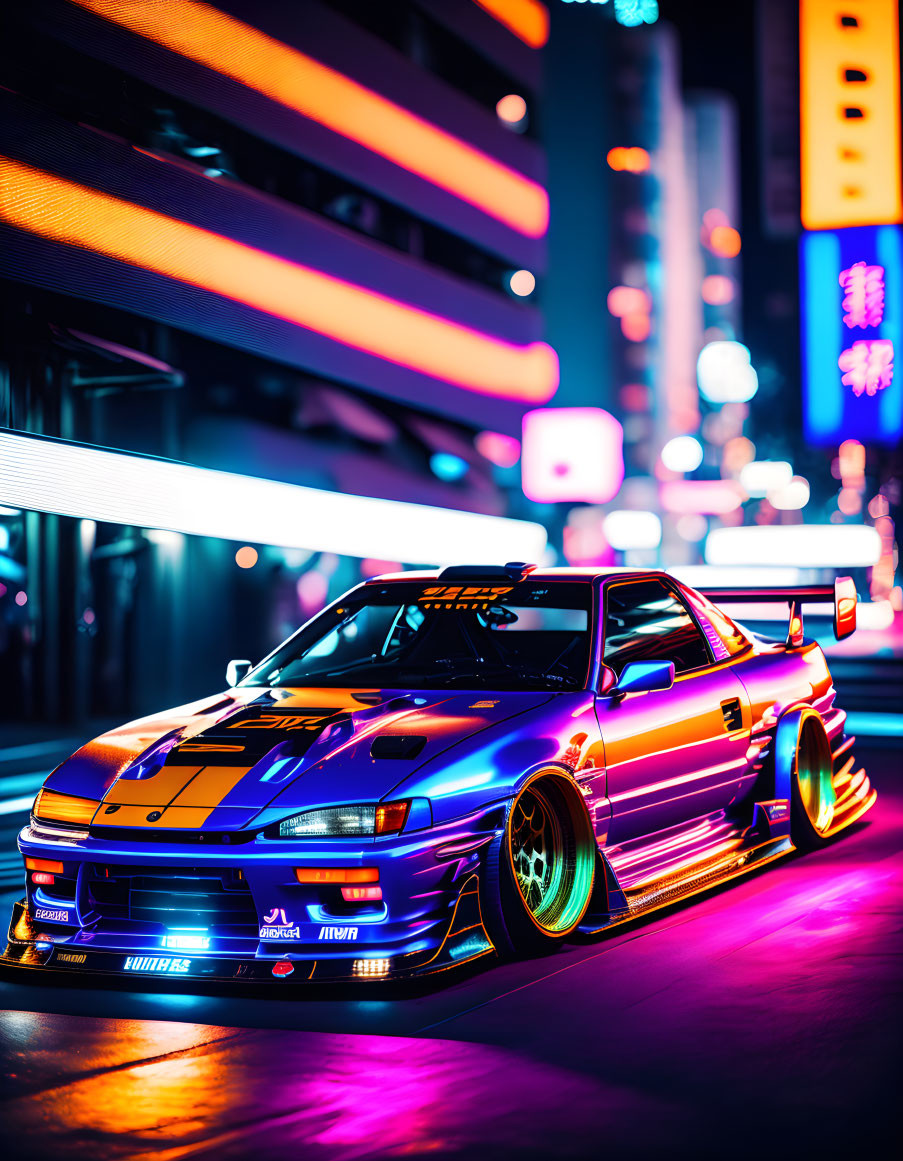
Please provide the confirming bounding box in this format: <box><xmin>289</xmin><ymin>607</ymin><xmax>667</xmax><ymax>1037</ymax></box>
<box><xmin>789</xmin><ymin>711</ymin><xmax>836</xmax><ymax>850</ymax></box>
<box><xmin>482</xmin><ymin>770</ymin><xmax>596</xmax><ymax>958</ymax></box>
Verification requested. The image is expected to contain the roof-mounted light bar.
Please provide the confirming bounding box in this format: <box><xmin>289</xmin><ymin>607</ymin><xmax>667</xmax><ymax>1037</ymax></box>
<box><xmin>0</xmin><ymin>431</ymin><xmax>547</xmax><ymax>565</ymax></box>
<box><xmin>72</xmin><ymin>0</ymin><xmax>549</xmax><ymax>237</ymax></box>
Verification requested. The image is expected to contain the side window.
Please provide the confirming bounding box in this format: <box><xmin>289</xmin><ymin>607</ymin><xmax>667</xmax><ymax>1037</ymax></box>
<box><xmin>680</xmin><ymin>586</ymin><xmax>750</xmax><ymax>658</ymax></box>
<box><xmin>603</xmin><ymin>580</ymin><xmax>712</xmax><ymax>677</ymax></box>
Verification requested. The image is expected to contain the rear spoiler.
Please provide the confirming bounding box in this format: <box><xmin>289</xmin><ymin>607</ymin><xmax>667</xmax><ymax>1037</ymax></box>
<box><xmin>699</xmin><ymin>576</ymin><xmax>857</xmax><ymax>645</ymax></box>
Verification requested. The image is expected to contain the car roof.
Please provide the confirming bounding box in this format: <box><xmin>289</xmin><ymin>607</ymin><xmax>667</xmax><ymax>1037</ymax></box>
<box><xmin>364</xmin><ymin>566</ymin><xmax>671</xmax><ymax>584</ymax></box>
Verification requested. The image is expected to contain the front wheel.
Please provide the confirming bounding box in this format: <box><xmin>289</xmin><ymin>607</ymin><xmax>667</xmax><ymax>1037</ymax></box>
<box><xmin>482</xmin><ymin>771</ymin><xmax>596</xmax><ymax>957</ymax></box>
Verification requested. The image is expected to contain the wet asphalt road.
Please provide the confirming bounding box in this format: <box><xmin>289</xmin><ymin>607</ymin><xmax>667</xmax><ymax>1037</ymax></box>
<box><xmin>0</xmin><ymin>740</ymin><xmax>900</xmax><ymax>1161</ymax></box>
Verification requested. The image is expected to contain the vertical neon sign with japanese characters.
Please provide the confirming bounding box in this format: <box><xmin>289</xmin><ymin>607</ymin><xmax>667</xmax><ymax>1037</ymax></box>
<box><xmin>801</xmin><ymin>225</ymin><xmax>902</xmax><ymax>444</ymax></box>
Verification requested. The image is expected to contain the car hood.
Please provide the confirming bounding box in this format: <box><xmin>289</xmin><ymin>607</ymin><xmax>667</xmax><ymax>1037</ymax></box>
<box><xmin>43</xmin><ymin>686</ymin><xmax>554</xmax><ymax>832</ymax></box>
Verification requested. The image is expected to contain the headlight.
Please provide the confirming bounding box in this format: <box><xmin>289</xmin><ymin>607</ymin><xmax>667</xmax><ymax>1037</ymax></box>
<box><xmin>278</xmin><ymin>801</ymin><xmax>409</xmax><ymax>838</ymax></box>
<box><xmin>33</xmin><ymin>789</ymin><xmax>99</xmax><ymax>827</ymax></box>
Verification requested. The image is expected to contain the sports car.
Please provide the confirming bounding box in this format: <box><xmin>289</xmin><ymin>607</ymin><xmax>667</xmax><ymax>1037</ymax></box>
<box><xmin>3</xmin><ymin>563</ymin><xmax>876</xmax><ymax>984</ymax></box>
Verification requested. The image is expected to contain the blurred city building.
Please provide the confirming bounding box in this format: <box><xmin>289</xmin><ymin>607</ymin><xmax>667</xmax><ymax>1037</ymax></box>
<box><xmin>0</xmin><ymin>0</ymin><xmax>553</xmax><ymax>723</ymax></box>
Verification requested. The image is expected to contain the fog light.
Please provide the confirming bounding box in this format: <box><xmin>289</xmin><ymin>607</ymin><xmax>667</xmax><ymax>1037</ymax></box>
<box><xmin>353</xmin><ymin>958</ymin><xmax>391</xmax><ymax>977</ymax></box>
<box><xmin>341</xmin><ymin>886</ymin><xmax>383</xmax><ymax>902</ymax></box>
<box><xmin>31</xmin><ymin>871</ymin><xmax>55</xmax><ymax>886</ymax></box>
<box><xmin>272</xmin><ymin>959</ymin><xmax>294</xmax><ymax>978</ymax></box>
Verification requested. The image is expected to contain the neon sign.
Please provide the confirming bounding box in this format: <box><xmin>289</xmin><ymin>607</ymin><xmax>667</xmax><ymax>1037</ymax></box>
<box><xmin>801</xmin><ymin>224</ymin><xmax>902</xmax><ymax>444</ymax></box>
<box><xmin>839</xmin><ymin>262</ymin><xmax>885</xmax><ymax>329</ymax></box>
<box><xmin>838</xmin><ymin>339</ymin><xmax>894</xmax><ymax>397</ymax></box>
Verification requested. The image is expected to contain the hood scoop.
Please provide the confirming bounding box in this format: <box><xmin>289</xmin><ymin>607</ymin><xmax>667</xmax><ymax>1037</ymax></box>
<box><xmin>370</xmin><ymin>735</ymin><xmax>427</xmax><ymax>760</ymax></box>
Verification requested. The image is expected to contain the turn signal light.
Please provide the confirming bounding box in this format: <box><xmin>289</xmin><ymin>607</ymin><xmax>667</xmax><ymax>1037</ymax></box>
<box><xmin>340</xmin><ymin>886</ymin><xmax>383</xmax><ymax>902</ymax></box>
<box><xmin>294</xmin><ymin>867</ymin><xmax>379</xmax><ymax>884</ymax></box>
<box><xmin>33</xmin><ymin>789</ymin><xmax>99</xmax><ymax>826</ymax></box>
<box><xmin>375</xmin><ymin>801</ymin><xmax>409</xmax><ymax>834</ymax></box>
<box><xmin>25</xmin><ymin>857</ymin><xmax>64</xmax><ymax>873</ymax></box>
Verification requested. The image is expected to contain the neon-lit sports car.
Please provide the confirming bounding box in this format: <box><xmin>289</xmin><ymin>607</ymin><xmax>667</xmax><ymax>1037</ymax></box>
<box><xmin>4</xmin><ymin>564</ymin><xmax>875</xmax><ymax>984</ymax></box>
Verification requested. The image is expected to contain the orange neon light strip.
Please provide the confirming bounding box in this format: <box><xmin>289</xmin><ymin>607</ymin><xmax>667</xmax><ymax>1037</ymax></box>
<box><xmin>471</xmin><ymin>0</ymin><xmax>549</xmax><ymax>48</ymax></box>
<box><xmin>0</xmin><ymin>158</ymin><xmax>558</xmax><ymax>401</ymax></box>
<box><xmin>71</xmin><ymin>0</ymin><xmax>548</xmax><ymax>238</ymax></box>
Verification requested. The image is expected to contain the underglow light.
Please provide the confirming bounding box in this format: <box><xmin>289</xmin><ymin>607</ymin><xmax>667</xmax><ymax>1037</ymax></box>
<box><xmin>800</xmin><ymin>0</ymin><xmax>902</xmax><ymax>230</ymax></box>
<box><xmin>604</xmin><ymin>510</ymin><xmax>662</xmax><ymax>551</ymax></box>
<box><xmin>739</xmin><ymin>460</ymin><xmax>793</xmax><ymax>497</ymax></box>
<box><xmin>838</xmin><ymin>339</ymin><xmax>894</xmax><ymax>396</ymax></box>
<box><xmin>660</xmin><ymin>435</ymin><xmax>703</xmax><ymax>473</ymax></box>
<box><xmin>521</xmin><ymin>408</ymin><xmax>624</xmax><ymax>504</ymax></box>
<box><xmin>429</xmin><ymin>453</ymin><xmax>469</xmax><ymax>482</ymax></box>
<box><xmin>697</xmin><ymin>341</ymin><xmax>758</xmax><ymax>403</ymax></box>
<box><xmin>235</xmin><ymin>546</ymin><xmax>258</xmax><ymax>569</ymax></box>
<box><xmin>660</xmin><ymin>480</ymin><xmax>744</xmax><ymax>515</ymax></box>
<box><xmin>472</xmin><ymin>0</ymin><xmax>550</xmax><ymax>48</ymax></box>
<box><xmin>0</xmin><ymin>158</ymin><xmax>558</xmax><ymax>404</ymax></box>
<box><xmin>0</xmin><ymin>431</ymin><xmax>547</xmax><ymax>565</ymax></box>
<box><xmin>72</xmin><ymin>1</ymin><xmax>549</xmax><ymax>238</ymax></box>
<box><xmin>840</xmin><ymin>262</ymin><xmax>886</xmax><ymax>329</ymax></box>
<box><xmin>496</xmin><ymin>94</ymin><xmax>528</xmax><ymax>126</ymax></box>
<box><xmin>768</xmin><ymin>475</ymin><xmax>811</xmax><ymax>511</ymax></box>
<box><xmin>705</xmin><ymin>525</ymin><xmax>882</xmax><ymax>568</ymax></box>
<box><xmin>607</xmin><ymin>147</ymin><xmax>651</xmax><ymax>173</ymax></box>
<box><xmin>475</xmin><ymin>430</ymin><xmax>521</xmax><ymax>468</ymax></box>
<box><xmin>508</xmin><ymin>269</ymin><xmax>536</xmax><ymax>297</ymax></box>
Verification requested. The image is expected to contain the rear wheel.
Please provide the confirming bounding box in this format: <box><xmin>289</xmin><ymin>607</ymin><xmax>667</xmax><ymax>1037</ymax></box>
<box><xmin>790</xmin><ymin>712</ymin><xmax>836</xmax><ymax>849</ymax></box>
<box><xmin>482</xmin><ymin>771</ymin><xmax>596</xmax><ymax>957</ymax></box>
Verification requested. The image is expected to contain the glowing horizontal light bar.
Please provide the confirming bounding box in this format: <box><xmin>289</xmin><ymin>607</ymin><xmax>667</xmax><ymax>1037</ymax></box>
<box><xmin>670</xmin><ymin>566</ymin><xmax>805</xmax><ymax>589</ymax></box>
<box><xmin>0</xmin><ymin>432</ymin><xmax>547</xmax><ymax>565</ymax></box>
<box><xmin>73</xmin><ymin>0</ymin><xmax>549</xmax><ymax>237</ymax></box>
<box><xmin>472</xmin><ymin>0</ymin><xmax>550</xmax><ymax>48</ymax></box>
<box><xmin>660</xmin><ymin>480</ymin><xmax>744</xmax><ymax>515</ymax></box>
<box><xmin>0</xmin><ymin>158</ymin><xmax>557</xmax><ymax>404</ymax></box>
<box><xmin>705</xmin><ymin>525</ymin><xmax>882</xmax><ymax>568</ymax></box>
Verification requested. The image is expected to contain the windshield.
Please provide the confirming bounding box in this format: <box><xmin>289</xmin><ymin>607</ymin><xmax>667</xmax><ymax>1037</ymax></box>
<box><xmin>245</xmin><ymin>580</ymin><xmax>593</xmax><ymax>691</ymax></box>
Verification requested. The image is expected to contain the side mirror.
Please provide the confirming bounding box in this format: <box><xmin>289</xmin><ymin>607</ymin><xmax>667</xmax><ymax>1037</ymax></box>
<box><xmin>226</xmin><ymin>659</ymin><xmax>252</xmax><ymax>687</ymax></box>
<box><xmin>610</xmin><ymin>660</ymin><xmax>675</xmax><ymax>695</ymax></box>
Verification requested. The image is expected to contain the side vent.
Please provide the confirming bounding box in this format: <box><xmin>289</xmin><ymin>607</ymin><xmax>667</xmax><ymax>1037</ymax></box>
<box><xmin>370</xmin><ymin>735</ymin><xmax>427</xmax><ymax>760</ymax></box>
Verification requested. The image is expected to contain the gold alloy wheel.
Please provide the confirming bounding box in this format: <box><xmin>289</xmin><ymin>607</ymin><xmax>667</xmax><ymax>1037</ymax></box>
<box><xmin>796</xmin><ymin>716</ymin><xmax>836</xmax><ymax>836</ymax></box>
<box><xmin>507</xmin><ymin>775</ymin><xmax>595</xmax><ymax>936</ymax></box>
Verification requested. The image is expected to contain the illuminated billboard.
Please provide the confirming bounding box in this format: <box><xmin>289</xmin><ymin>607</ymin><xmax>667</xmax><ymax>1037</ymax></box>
<box><xmin>800</xmin><ymin>0</ymin><xmax>902</xmax><ymax>230</ymax></box>
<box><xmin>800</xmin><ymin>224</ymin><xmax>901</xmax><ymax>444</ymax></box>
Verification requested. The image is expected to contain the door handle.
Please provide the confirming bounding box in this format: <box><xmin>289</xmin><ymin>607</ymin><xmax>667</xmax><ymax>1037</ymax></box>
<box><xmin>720</xmin><ymin>698</ymin><xmax>743</xmax><ymax>731</ymax></box>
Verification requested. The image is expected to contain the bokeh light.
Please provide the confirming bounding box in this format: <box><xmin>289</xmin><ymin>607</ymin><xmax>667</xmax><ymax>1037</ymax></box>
<box><xmin>496</xmin><ymin>93</ymin><xmax>527</xmax><ymax>126</ymax></box>
<box><xmin>701</xmin><ymin>274</ymin><xmax>735</xmax><ymax>305</ymax></box>
<box><xmin>235</xmin><ymin>545</ymin><xmax>258</xmax><ymax>568</ymax></box>
<box><xmin>508</xmin><ymin>269</ymin><xmax>536</xmax><ymax>297</ymax></box>
<box><xmin>661</xmin><ymin>435</ymin><xmax>704</xmax><ymax>473</ymax></box>
<box><xmin>697</xmin><ymin>341</ymin><xmax>759</xmax><ymax>403</ymax></box>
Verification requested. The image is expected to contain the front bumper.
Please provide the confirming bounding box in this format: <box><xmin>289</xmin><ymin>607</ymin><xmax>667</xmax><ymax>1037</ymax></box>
<box><xmin>3</xmin><ymin>815</ymin><xmax>499</xmax><ymax>983</ymax></box>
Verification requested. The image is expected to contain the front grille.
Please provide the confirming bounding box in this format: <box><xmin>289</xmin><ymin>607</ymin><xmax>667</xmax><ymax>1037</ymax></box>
<box><xmin>84</xmin><ymin>865</ymin><xmax>258</xmax><ymax>936</ymax></box>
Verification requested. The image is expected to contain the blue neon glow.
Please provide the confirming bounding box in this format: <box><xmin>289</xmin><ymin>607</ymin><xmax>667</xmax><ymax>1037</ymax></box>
<box><xmin>801</xmin><ymin>225</ymin><xmax>902</xmax><ymax>445</ymax></box>
<box><xmin>844</xmin><ymin>712</ymin><xmax>903</xmax><ymax>738</ymax></box>
<box><xmin>429</xmin><ymin>453</ymin><xmax>469</xmax><ymax>482</ymax></box>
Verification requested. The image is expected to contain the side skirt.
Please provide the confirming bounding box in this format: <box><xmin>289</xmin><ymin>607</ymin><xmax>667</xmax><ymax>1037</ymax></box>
<box><xmin>579</xmin><ymin>833</ymin><xmax>795</xmax><ymax>935</ymax></box>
